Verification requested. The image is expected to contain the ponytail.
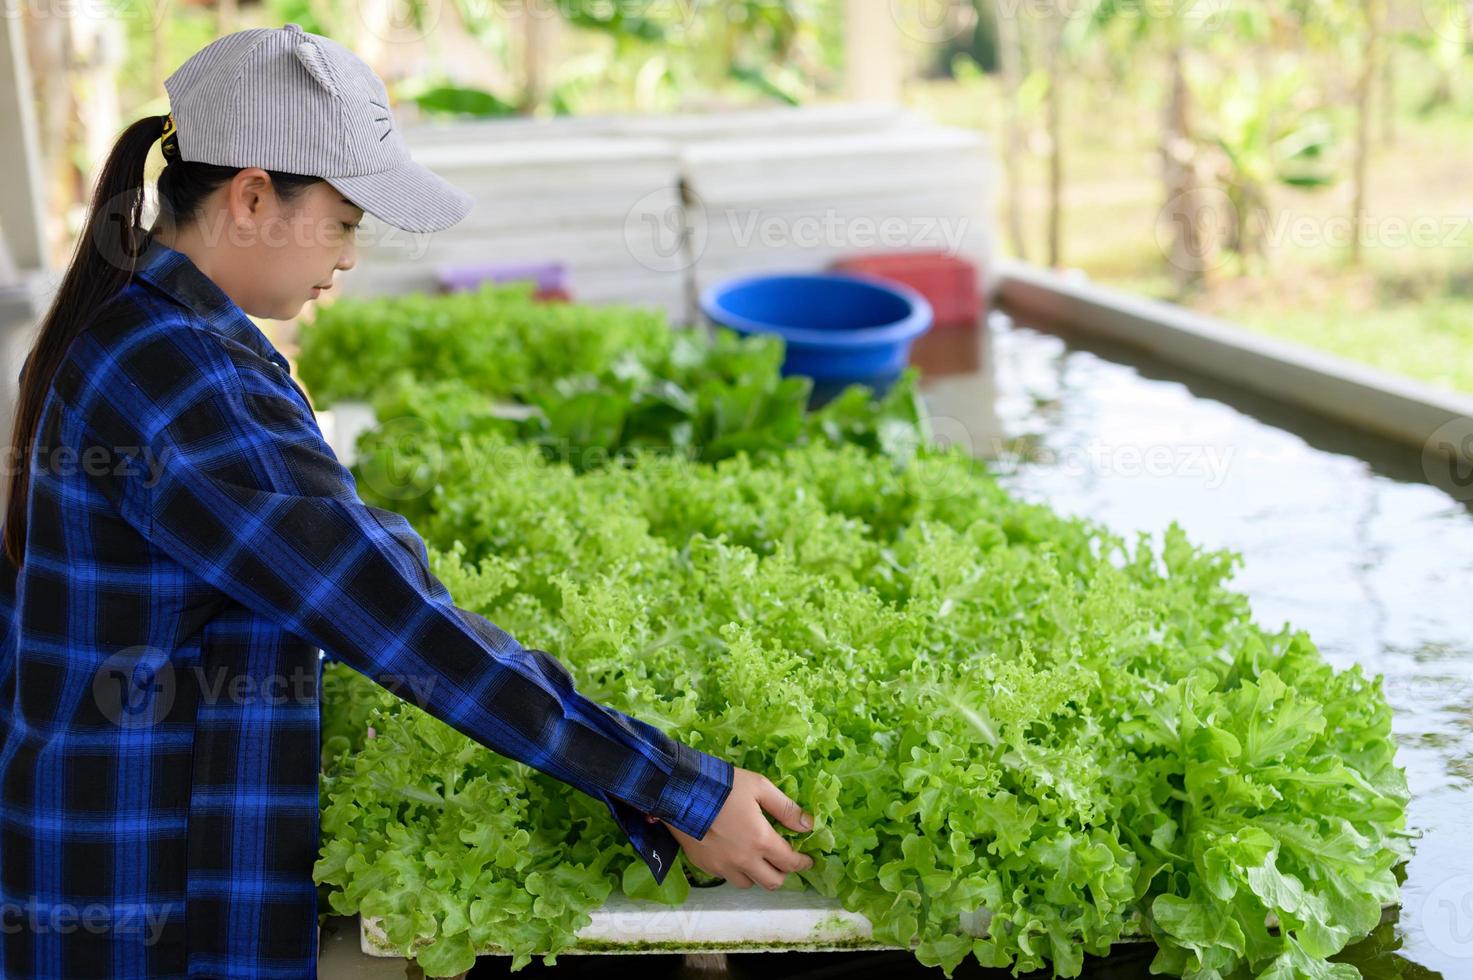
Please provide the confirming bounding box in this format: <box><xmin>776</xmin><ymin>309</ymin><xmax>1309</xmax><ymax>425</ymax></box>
<box><xmin>3</xmin><ymin>114</ymin><xmax>163</xmax><ymax>568</ymax></box>
<box><xmin>3</xmin><ymin>114</ymin><xmax>322</xmax><ymax>569</ymax></box>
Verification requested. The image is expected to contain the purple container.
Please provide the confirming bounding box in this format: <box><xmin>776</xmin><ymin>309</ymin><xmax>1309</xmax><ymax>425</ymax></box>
<box><xmin>437</xmin><ymin>261</ymin><xmax>567</xmax><ymax>294</ymax></box>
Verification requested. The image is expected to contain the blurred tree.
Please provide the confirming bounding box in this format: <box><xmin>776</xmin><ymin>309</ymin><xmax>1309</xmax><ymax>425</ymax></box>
<box><xmin>1198</xmin><ymin>61</ymin><xmax>1338</xmax><ymax>270</ymax></box>
<box><xmin>1301</xmin><ymin>0</ymin><xmax>1387</xmax><ymax>266</ymax></box>
<box><xmin>1088</xmin><ymin>0</ymin><xmax>1229</xmax><ymax>296</ymax></box>
<box><xmin>1349</xmin><ymin>0</ymin><xmax>1386</xmax><ymax>265</ymax></box>
<box><xmin>552</xmin><ymin>0</ymin><xmax>838</xmax><ymax>112</ymax></box>
<box><xmin>952</xmin><ymin>51</ymin><xmax>1034</xmax><ymax>262</ymax></box>
<box><xmin>930</xmin><ymin>0</ymin><xmax>999</xmax><ymax>74</ymax></box>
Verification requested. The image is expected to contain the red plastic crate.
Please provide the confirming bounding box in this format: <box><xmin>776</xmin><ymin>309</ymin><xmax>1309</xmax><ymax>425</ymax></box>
<box><xmin>830</xmin><ymin>251</ymin><xmax>982</xmax><ymax>329</ymax></box>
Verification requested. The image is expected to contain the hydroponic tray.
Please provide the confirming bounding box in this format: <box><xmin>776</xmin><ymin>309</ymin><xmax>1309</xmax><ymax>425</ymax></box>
<box><xmin>358</xmin><ymin>890</ymin><xmax>1396</xmax><ymax>960</ymax></box>
<box><xmin>357</xmin><ymin>882</ymin><xmax>1003</xmax><ymax>957</ymax></box>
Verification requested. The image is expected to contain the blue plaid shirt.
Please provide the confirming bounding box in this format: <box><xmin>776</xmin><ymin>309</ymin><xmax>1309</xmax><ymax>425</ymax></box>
<box><xmin>0</xmin><ymin>234</ymin><xmax>733</xmax><ymax>978</ymax></box>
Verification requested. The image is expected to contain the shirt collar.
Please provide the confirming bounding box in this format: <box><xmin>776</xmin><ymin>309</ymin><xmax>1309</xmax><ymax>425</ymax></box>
<box><xmin>133</xmin><ymin>232</ymin><xmax>293</xmax><ymax>373</ymax></box>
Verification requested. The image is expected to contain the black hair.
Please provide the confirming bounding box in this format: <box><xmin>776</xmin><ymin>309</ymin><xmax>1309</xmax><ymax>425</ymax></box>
<box><xmin>3</xmin><ymin>113</ymin><xmax>323</xmax><ymax>568</ymax></box>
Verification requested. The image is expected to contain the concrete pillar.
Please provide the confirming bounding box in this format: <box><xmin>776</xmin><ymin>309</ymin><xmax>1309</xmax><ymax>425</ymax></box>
<box><xmin>0</xmin><ymin>11</ymin><xmax>51</xmax><ymax>461</ymax></box>
<box><xmin>0</xmin><ymin>10</ymin><xmax>50</xmax><ymax>272</ymax></box>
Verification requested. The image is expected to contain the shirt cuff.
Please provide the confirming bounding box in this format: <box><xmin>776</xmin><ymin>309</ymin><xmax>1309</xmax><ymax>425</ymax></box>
<box><xmin>602</xmin><ymin>792</ymin><xmax>682</xmax><ymax>885</ymax></box>
<box><xmin>601</xmin><ymin>741</ymin><xmax>734</xmax><ymax>886</ymax></box>
<box><xmin>651</xmin><ymin>740</ymin><xmax>735</xmax><ymax>841</ymax></box>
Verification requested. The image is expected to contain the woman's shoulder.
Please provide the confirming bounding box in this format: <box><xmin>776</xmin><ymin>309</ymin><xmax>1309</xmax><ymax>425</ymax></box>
<box><xmin>53</xmin><ymin>283</ymin><xmax>238</xmax><ymax>442</ymax></box>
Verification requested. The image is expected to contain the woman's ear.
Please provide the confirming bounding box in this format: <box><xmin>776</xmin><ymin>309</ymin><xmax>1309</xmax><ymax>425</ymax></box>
<box><xmin>225</xmin><ymin>168</ymin><xmax>275</xmax><ymax>225</ymax></box>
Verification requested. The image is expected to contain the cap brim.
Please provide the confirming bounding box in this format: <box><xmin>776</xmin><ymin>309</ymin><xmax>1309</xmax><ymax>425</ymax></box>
<box><xmin>325</xmin><ymin>157</ymin><xmax>472</xmax><ymax>233</ymax></box>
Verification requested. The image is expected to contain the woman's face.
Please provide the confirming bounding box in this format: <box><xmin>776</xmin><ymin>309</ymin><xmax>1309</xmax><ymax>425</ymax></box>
<box><xmin>192</xmin><ymin>169</ymin><xmax>365</xmax><ymax>321</ymax></box>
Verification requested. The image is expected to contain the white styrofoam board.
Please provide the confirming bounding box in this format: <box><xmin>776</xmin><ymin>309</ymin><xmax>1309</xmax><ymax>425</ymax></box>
<box><xmin>316</xmin><ymin>401</ymin><xmax>378</xmax><ymax>467</ymax></box>
<box><xmin>686</xmin><ymin>169</ymin><xmax>994</xmax><ymax>210</ymax></box>
<box><xmin>692</xmin><ymin>204</ymin><xmax>993</xmax><ymax>256</ymax></box>
<box><xmin>330</xmin><ymin>274</ymin><xmax>687</xmax><ymax>324</ymax></box>
<box><xmin>357</xmin><ymin>881</ymin><xmax>993</xmax><ymax>957</ymax></box>
<box><xmin>683</xmin><ymin>134</ymin><xmax>995</xmax><ymax>203</ymax></box>
<box><xmin>333</xmin><ymin>113</ymin><xmax>998</xmax><ymax>343</ymax></box>
<box><xmin>698</xmin><ymin>221</ymin><xmax>992</xmax><ymax>262</ymax></box>
<box><xmin>356</xmin><ymin>890</ymin><xmax>1396</xmax><ymax>960</ymax></box>
<box><xmin>416</xmin><ymin>165</ymin><xmax>679</xmax><ymax>208</ymax></box>
<box><xmin>402</xmin><ymin>114</ymin><xmax>634</xmax><ymax>146</ymax></box>
<box><xmin>690</xmin><ymin>234</ymin><xmax>994</xmax><ymax>287</ymax></box>
<box><xmin>336</xmin><ymin>256</ymin><xmax>685</xmax><ymax>303</ymax></box>
<box><xmin>391</xmin><ymin>186</ymin><xmax>682</xmax><ymax>234</ymax></box>
<box><xmin>603</xmin><ymin>103</ymin><xmax>926</xmax><ymax>142</ymax></box>
<box><xmin>400</xmin><ymin>103</ymin><xmax>923</xmax><ymax>150</ymax></box>
<box><xmin>681</xmin><ymin>125</ymin><xmax>987</xmax><ymax>162</ymax></box>
<box><xmin>408</xmin><ymin>137</ymin><xmax>678</xmax><ymax>173</ymax></box>
<box><xmin>681</xmin><ymin>128</ymin><xmax>989</xmax><ymax>178</ymax></box>
<box><xmin>329</xmin><ymin>271</ymin><xmax>687</xmax><ymax>321</ymax></box>
<box><xmin>349</xmin><ymin>224</ymin><xmax>676</xmax><ymax>265</ymax></box>
<box><xmin>343</xmin><ymin>240</ymin><xmax>687</xmax><ymax>293</ymax></box>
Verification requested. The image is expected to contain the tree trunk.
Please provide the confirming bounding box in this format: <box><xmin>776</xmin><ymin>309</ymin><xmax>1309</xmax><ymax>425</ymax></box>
<box><xmin>23</xmin><ymin>7</ymin><xmax>71</xmax><ymax>264</ymax></box>
<box><xmin>217</xmin><ymin>0</ymin><xmax>238</xmax><ymax>37</ymax></box>
<box><xmin>1044</xmin><ymin>4</ymin><xmax>1064</xmax><ymax>269</ymax></box>
<box><xmin>1379</xmin><ymin>45</ymin><xmax>1395</xmax><ymax>146</ymax></box>
<box><xmin>151</xmin><ymin>1</ymin><xmax>168</xmax><ymax>96</ymax></box>
<box><xmin>1161</xmin><ymin>42</ymin><xmax>1205</xmax><ymax>298</ymax></box>
<box><xmin>1350</xmin><ymin>0</ymin><xmax>1383</xmax><ymax>266</ymax></box>
<box><xmin>520</xmin><ymin>3</ymin><xmax>559</xmax><ymax>114</ymax></box>
<box><xmin>995</xmin><ymin>4</ymin><xmax>1029</xmax><ymax>262</ymax></box>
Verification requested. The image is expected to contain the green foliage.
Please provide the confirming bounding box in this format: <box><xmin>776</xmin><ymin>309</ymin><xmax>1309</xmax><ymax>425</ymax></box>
<box><xmin>300</xmin><ymin>283</ymin><xmax>928</xmax><ymax>474</ymax></box>
<box><xmin>297</xmin><ymin>282</ymin><xmax>675</xmax><ymax>409</ymax></box>
<box><xmin>317</xmin><ymin>437</ymin><xmax>1409</xmax><ymax>977</ymax></box>
<box><xmin>546</xmin><ymin>0</ymin><xmax>837</xmax><ymax>112</ymax></box>
<box><xmin>309</xmin><ymin>288</ymin><xmax>1409</xmax><ymax>978</ymax></box>
<box><xmin>407</xmin><ymin>84</ymin><xmax>518</xmax><ymax>118</ymax></box>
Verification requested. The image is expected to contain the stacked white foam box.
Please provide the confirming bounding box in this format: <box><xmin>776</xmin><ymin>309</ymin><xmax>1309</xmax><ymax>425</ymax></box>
<box><xmin>340</xmin><ymin>106</ymin><xmax>995</xmax><ymax>325</ymax></box>
<box><xmin>681</xmin><ymin>125</ymin><xmax>996</xmax><ymax>308</ymax></box>
<box><xmin>397</xmin><ymin>101</ymin><xmax>919</xmax><ymax>147</ymax></box>
<box><xmin>337</xmin><ymin>136</ymin><xmax>688</xmax><ymax>318</ymax></box>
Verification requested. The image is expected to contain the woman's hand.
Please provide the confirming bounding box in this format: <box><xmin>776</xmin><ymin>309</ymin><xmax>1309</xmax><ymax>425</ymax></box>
<box><xmin>664</xmin><ymin>767</ymin><xmax>816</xmax><ymax>890</ymax></box>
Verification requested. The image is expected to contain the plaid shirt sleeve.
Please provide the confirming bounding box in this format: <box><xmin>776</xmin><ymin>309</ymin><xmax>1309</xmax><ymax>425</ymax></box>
<box><xmin>113</xmin><ymin>329</ymin><xmax>732</xmax><ymax>884</ymax></box>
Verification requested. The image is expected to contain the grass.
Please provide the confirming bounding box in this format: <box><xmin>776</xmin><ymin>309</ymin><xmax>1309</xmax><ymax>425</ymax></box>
<box><xmin>903</xmin><ymin>56</ymin><xmax>1473</xmax><ymax>396</ymax></box>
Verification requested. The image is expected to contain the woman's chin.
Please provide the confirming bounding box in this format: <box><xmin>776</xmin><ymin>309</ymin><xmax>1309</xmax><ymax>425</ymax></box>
<box><xmin>279</xmin><ymin>298</ymin><xmax>310</xmax><ymax>320</ymax></box>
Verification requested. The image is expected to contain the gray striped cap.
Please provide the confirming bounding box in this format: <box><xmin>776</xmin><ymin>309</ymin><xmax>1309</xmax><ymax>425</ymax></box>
<box><xmin>163</xmin><ymin>23</ymin><xmax>472</xmax><ymax>233</ymax></box>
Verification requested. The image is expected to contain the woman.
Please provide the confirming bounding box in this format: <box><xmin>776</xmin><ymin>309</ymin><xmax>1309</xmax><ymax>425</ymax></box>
<box><xmin>0</xmin><ymin>24</ymin><xmax>813</xmax><ymax>979</ymax></box>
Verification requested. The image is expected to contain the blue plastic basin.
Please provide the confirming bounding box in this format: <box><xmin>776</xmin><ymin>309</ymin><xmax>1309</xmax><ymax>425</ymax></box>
<box><xmin>699</xmin><ymin>273</ymin><xmax>934</xmax><ymax>393</ymax></box>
